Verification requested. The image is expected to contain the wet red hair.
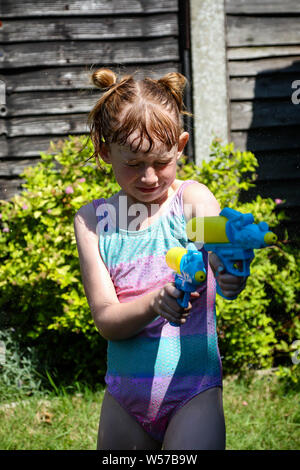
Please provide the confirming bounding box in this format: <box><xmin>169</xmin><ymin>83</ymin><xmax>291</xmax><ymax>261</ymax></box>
<box><xmin>87</xmin><ymin>68</ymin><xmax>191</xmax><ymax>158</ymax></box>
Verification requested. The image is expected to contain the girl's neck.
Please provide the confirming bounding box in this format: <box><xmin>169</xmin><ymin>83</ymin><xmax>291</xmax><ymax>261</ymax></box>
<box><xmin>115</xmin><ymin>180</ymin><xmax>181</xmax><ymax>231</ymax></box>
<box><xmin>120</xmin><ymin>181</ymin><xmax>178</xmax><ymax>210</ymax></box>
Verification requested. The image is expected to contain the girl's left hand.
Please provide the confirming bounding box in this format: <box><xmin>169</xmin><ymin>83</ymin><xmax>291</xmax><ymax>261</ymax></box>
<box><xmin>209</xmin><ymin>252</ymin><xmax>247</xmax><ymax>299</ymax></box>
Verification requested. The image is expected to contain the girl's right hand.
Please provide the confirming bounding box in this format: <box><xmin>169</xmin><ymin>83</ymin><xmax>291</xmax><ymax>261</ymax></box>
<box><xmin>150</xmin><ymin>283</ymin><xmax>200</xmax><ymax>325</ymax></box>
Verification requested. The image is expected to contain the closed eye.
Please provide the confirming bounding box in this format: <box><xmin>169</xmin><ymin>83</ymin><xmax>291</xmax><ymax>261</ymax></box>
<box><xmin>125</xmin><ymin>160</ymin><xmax>171</xmax><ymax>168</ymax></box>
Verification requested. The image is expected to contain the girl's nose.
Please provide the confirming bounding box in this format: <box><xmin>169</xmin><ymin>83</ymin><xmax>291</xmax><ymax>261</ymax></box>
<box><xmin>140</xmin><ymin>165</ymin><xmax>159</xmax><ymax>185</ymax></box>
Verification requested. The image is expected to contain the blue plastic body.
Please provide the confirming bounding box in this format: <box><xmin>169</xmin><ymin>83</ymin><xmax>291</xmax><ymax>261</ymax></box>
<box><xmin>204</xmin><ymin>207</ymin><xmax>273</xmax><ymax>300</ymax></box>
<box><xmin>170</xmin><ymin>248</ymin><xmax>206</xmax><ymax>327</ymax></box>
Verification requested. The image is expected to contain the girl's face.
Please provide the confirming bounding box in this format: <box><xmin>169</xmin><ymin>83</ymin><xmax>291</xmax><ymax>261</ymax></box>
<box><xmin>100</xmin><ymin>131</ymin><xmax>189</xmax><ymax>206</ymax></box>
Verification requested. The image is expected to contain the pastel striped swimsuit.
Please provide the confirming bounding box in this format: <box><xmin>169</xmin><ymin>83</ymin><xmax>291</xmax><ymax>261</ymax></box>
<box><xmin>93</xmin><ymin>180</ymin><xmax>222</xmax><ymax>442</ymax></box>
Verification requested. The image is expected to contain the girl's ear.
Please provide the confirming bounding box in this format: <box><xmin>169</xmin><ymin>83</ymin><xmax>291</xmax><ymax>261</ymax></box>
<box><xmin>99</xmin><ymin>142</ymin><xmax>111</xmax><ymax>164</ymax></box>
<box><xmin>177</xmin><ymin>132</ymin><xmax>189</xmax><ymax>158</ymax></box>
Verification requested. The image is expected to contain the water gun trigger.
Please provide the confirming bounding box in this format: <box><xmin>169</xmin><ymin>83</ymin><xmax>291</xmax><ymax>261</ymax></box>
<box><xmin>224</xmin><ymin>258</ymin><xmax>250</xmax><ymax>277</ymax></box>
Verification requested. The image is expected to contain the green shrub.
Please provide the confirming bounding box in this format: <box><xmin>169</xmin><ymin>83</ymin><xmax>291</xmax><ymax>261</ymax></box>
<box><xmin>0</xmin><ymin>136</ymin><xmax>119</xmax><ymax>384</ymax></box>
<box><xmin>0</xmin><ymin>328</ymin><xmax>42</xmax><ymax>400</ymax></box>
<box><xmin>0</xmin><ymin>136</ymin><xmax>299</xmax><ymax>384</ymax></box>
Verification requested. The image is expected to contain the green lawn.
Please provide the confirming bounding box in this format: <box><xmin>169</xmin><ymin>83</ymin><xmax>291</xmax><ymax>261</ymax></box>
<box><xmin>0</xmin><ymin>372</ymin><xmax>299</xmax><ymax>450</ymax></box>
<box><xmin>223</xmin><ymin>372</ymin><xmax>299</xmax><ymax>450</ymax></box>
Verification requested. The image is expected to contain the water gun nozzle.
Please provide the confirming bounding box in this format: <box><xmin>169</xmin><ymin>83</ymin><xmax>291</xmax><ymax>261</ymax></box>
<box><xmin>264</xmin><ymin>232</ymin><xmax>277</xmax><ymax>245</ymax></box>
<box><xmin>194</xmin><ymin>271</ymin><xmax>206</xmax><ymax>283</ymax></box>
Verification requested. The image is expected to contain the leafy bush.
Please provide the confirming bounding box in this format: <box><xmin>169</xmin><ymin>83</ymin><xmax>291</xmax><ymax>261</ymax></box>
<box><xmin>0</xmin><ymin>136</ymin><xmax>117</xmax><ymax>384</ymax></box>
<box><xmin>0</xmin><ymin>328</ymin><xmax>42</xmax><ymax>400</ymax></box>
<box><xmin>0</xmin><ymin>136</ymin><xmax>299</xmax><ymax>385</ymax></box>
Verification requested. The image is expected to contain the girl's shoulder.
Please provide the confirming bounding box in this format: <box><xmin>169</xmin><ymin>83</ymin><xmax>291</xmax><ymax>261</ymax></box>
<box><xmin>74</xmin><ymin>201</ymin><xmax>98</xmax><ymax>235</ymax></box>
<box><xmin>90</xmin><ymin>191</ymin><xmax>121</xmax><ymax>216</ymax></box>
<box><xmin>180</xmin><ymin>179</ymin><xmax>221</xmax><ymax>218</ymax></box>
<box><xmin>175</xmin><ymin>178</ymin><xmax>210</xmax><ymax>200</ymax></box>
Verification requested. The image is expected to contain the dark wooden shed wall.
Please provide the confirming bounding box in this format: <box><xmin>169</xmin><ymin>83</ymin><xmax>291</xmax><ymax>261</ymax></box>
<box><xmin>0</xmin><ymin>0</ymin><xmax>189</xmax><ymax>200</ymax></box>
<box><xmin>225</xmin><ymin>0</ymin><xmax>300</xmax><ymax>236</ymax></box>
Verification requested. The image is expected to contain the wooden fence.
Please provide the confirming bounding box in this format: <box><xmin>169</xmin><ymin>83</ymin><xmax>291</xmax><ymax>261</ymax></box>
<box><xmin>225</xmin><ymin>0</ymin><xmax>300</xmax><ymax>236</ymax></box>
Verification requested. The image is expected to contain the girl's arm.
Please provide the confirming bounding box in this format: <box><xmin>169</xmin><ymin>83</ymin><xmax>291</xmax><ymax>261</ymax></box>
<box><xmin>74</xmin><ymin>203</ymin><xmax>189</xmax><ymax>341</ymax></box>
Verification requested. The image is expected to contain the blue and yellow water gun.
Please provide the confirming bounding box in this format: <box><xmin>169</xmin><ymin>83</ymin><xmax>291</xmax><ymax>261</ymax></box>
<box><xmin>165</xmin><ymin>244</ymin><xmax>206</xmax><ymax>326</ymax></box>
<box><xmin>186</xmin><ymin>207</ymin><xmax>277</xmax><ymax>300</ymax></box>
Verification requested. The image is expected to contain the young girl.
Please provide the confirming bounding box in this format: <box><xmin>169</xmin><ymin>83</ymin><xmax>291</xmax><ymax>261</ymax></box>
<box><xmin>74</xmin><ymin>69</ymin><xmax>246</xmax><ymax>450</ymax></box>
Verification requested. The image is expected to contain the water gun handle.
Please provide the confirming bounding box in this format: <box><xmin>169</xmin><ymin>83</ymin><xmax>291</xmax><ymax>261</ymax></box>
<box><xmin>209</xmin><ymin>245</ymin><xmax>252</xmax><ymax>300</ymax></box>
<box><xmin>177</xmin><ymin>291</ymin><xmax>191</xmax><ymax>309</ymax></box>
<box><xmin>169</xmin><ymin>276</ymin><xmax>193</xmax><ymax>326</ymax></box>
<box><xmin>166</xmin><ymin>246</ymin><xmax>206</xmax><ymax>327</ymax></box>
<box><xmin>215</xmin><ymin>270</ymin><xmax>238</xmax><ymax>300</ymax></box>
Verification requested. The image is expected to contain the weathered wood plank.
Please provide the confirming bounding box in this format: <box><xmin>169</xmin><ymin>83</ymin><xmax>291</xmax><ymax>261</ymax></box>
<box><xmin>0</xmin><ymin>178</ymin><xmax>26</xmax><ymax>200</ymax></box>
<box><xmin>1</xmin><ymin>114</ymin><xmax>89</xmax><ymax>137</ymax></box>
<box><xmin>0</xmin><ymin>158</ymin><xmax>41</xmax><ymax>176</ymax></box>
<box><xmin>227</xmin><ymin>45</ymin><xmax>300</xmax><ymax>60</ymax></box>
<box><xmin>0</xmin><ymin>136</ymin><xmax>66</xmax><ymax>158</ymax></box>
<box><xmin>0</xmin><ymin>63</ymin><xmax>180</xmax><ymax>93</ymax></box>
<box><xmin>0</xmin><ymin>14</ymin><xmax>178</xmax><ymax>43</ymax></box>
<box><xmin>227</xmin><ymin>16</ymin><xmax>300</xmax><ymax>47</ymax></box>
<box><xmin>228</xmin><ymin>57</ymin><xmax>300</xmax><ymax>76</ymax></box>
<box><xmin>254</xmin><ymin>150</ymin><xmax>300</xmax><ymax>181</ymax></box>
<box><xmin>253</xmin><ymin>180</ymin><xmax>299</xmax><ymax>208</ymax></box>
<box><xmin>5</xmin><ymin>90</ymin><xmax>99</xmax><ymax>117</ymax></box>
<box><xmin>0</xmin><ymin>0</ymin><xmax>178</xmax><ymax>17</ymax></box>
<box><xmin>229</xmin><ymin>75</ymin><xmax>299</xmax><ymax>100</ymax></box>
<box><xmin>0</xmin><ymin>119</ymin><xmax>6</xmax><ymax>135</ymax></box>
<box><xmin>225</xmin><ymin>0</ymin><xmax>300</xmax><ymax>15</ymax></box>
<box><xmin>0</xmin><ymin>38</ymin><xmax>179</xmax><ymax>69</ymax></box>
<box><xmin>231</xmin><ymin>127</ymin><xmax>300</xmax><ymax>152</ymax></box>
<box><xmin>231</xmin><ymin>100</ymin><xmax>300</xmax><ymax>130</ymax></box>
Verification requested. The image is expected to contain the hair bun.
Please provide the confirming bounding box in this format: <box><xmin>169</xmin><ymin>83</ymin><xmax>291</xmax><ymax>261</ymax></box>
<box><xmin>91</xmin><ymin>68</ymin><xmax>117</xmax><ymax>89</ymax></box>
<box><xmin>158</xmin><ymin>72</ymin><xmax>187</xmax><ymax>111</ymax></box>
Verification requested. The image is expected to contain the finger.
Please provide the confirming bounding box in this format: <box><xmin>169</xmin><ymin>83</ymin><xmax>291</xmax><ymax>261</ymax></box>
<box><xmin>155</xmin><ymin>303</ymin><xmax>181</xmax><ymax>323</ymax></box>
<box><xmin>174</xmin><ymin>308</ymin><xmax>192</xmax><ymax>324</ymax></box>
<box><xmin>164</xmin><ymin>299</ymin><xmax>192</xmax><ymax>323</ymax></box>
<box><xmin>218</xmin><ymin>281</ymin><xmax>245</xmax><ymax>292</ymax></box>
<box><xmin>190</xmin><ymin>291</ymin><xmax>200</xmax><ymax>298</ymax></box>
<box><xmin>209</xmin><ymin>252</ymin><xmax>225</xmax><ymax>276</ymax></box>
<box><xmin>218</xmin><ymin>283</ymin><xmax>246</xmax><ymax>297</ymax></box>
<box><xmin>164</xmin><ymin>284</ymin><xmax>194</xmax><ymax>311</ymax></box>
<box><xmin>220</xmin><ymin>280</ymin><xmax>247</xmax><ymax>298</ymax></box>
<box><xmin>160</xmin><ymin>299</ymin><xmax>186</xmax><ymax>321</ymax></box>
<box><xmin>165</xmin><ymin>283</ymin><xmax>183</xmax><ymax>299</ymax></box>
<box><xmin>218</xmin><ymin>273</ymin><xmax>246</xmax><ymax>285</ymax></box>
<box><xmin>169</xmin><ymin>295</ymin><xmax>190</xmax><ymax>313</ymax></box>
<box><xmin>221</xmin><ymin>290</ymin><xmax>238</xmax><ymax>299</ymax></box>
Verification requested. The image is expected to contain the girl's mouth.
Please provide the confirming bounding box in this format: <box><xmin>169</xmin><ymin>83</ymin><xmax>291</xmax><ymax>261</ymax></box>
<box><xmin>137</xmin><ymin>186</ymin><xmax>160</xmax><ymax>193</ymax></box>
